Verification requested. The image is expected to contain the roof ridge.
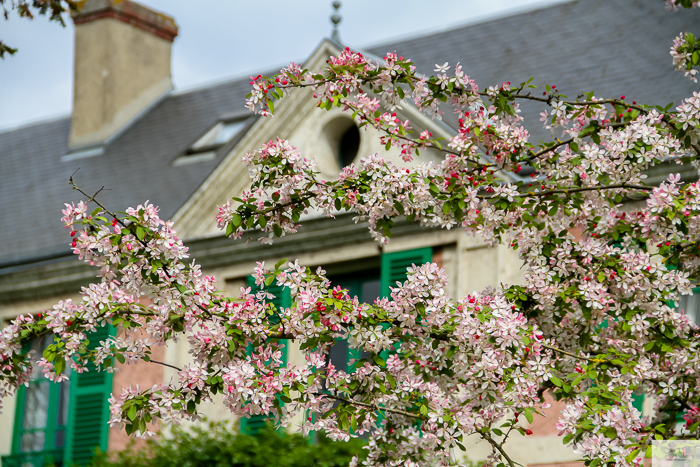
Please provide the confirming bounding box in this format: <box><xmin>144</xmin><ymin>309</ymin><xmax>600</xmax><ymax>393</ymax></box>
<box><xmin>171</xmin><ymin>66</ymin><xmax>285</xmax><ymax>97</ymax></box>
<box><xmin>362</xmin><ymin>0</ymin><xmax>577</xmax><ymax>52</ymax></box>
<box><xmin>0</xmin><ymin>113</ymin><xmax>70</xmax><ymax>135</ymax></box>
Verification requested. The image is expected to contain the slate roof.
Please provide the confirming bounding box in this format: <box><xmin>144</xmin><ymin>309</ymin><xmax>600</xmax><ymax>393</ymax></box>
<box><xmin>1</xmin><ymin>0</ymin><xmax>699</xmax><ymax>268</ymax></box>
<box><xmin>368</xmin><ymin>0</ymin><xmax>700</xmax><ymax>141</ymax></box>
<box><xmin>0</xmin><ymin>76</ymin><xmax>255</xmax><ymax>267</ymax></box>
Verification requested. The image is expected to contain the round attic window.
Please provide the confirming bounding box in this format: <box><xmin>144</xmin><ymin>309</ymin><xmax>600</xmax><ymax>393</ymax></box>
<box><xmin>322</xmin><ymin>117</ymin><xmax>361</xmax><ymax>168</ymax></box>
<box><xmin>338</xmin><ymin>125</ymin><xmax>360</xmax><ymax>167</ymax></box>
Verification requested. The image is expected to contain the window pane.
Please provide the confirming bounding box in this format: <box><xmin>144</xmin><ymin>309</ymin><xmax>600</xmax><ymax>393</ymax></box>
<box><xmin>55</xmin><ymin>428</ymin><xmax>66</xmax><ymax>448</ymax></box>
<box><xmin>56</xmin><ymin>379</ymin><xmax>70</xmax><ymax>427</ymax></box>
<box><xmin>192</xmin><ymin>119</ymin><xmax>247</xmax><ymax>150</ymax></box>
<box><xmin>215</xmin><ymin>120</ymin><xmax>246</xmax><ymax>144</ymax></box>
<box><xmin>680</xmin><ymin>294</ymin><xmax>700</xmax><ymax>325</ymax></box>
<box><xmin>20</xmin><ymin>431</ymin><xmax>45</xmax><ymax>452</ymax></box>
<box><xmin>23</xmin><ymin>381</ymin><xmax>49</xmax><ymax>430</ymax></box>
<box><xmin>329</xmin><ymin>339</ymin><xmax>348</xmax><ymax>373</ymax></box>
<box><xmin>361</xmin><ymin>279</ymin><xmax>380</xmax><ymax>304</ymax></box>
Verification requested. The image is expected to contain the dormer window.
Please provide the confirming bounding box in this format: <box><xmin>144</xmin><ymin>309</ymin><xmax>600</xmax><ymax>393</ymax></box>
<box><xmin>190</xmin><ymin>119</ymin><xmax>247</xmax><ymax>152</ymax></box>
<box><xmin>174</xmin><ymin>118</ymin><xmax>249</xmax><ymax>166</ymax></box>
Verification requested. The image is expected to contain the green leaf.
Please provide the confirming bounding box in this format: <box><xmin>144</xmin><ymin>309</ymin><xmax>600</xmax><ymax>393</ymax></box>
<box><xmin>372</xmin><ymin>354</ymin><xmax>386</xmax><ymax>367</ymax></box>
<box><xmin>136</xmin><ymin>226</ymin><xmax>145</xmax><ymax>241</ymax></box>
<box><xmin>273</xmin><ymin>224</ymin><xmax>283</xmax><ymax>237</ymax></box>
<box><xmin>116</xmin><ymin>353</ymin><xmax>126</xmax><ymax>364</ymax></box>
<box><xmin>420</xmin><ymin>404</ymin><xmax>428</xmax><ymax>415</ymax></box>
<box><xmin>524</xmin><ymin>407</ymin><xmax>534</xmax><ymax>424</ymax></box>
<box><xmin>128</xmin><ymin>404</ymin><xmax>138</xmax><ymax>421</ymax></box>
<box><xmin>54</xmin><ymin>358</ymin><xmax>66</xmax><ymax>375</ymax></box>
<box><xmin>275</xmin><ymin>258</ymin><xmax>288</xmax><ymax>270</ymax></box>
<box><xmin>232</xmin><ymin>214</ymin><xmax>242</xmax><ymax>227</ymax></box>
<box><xmin>268</xmin><ymin>99</ymin><xmax>274</xmax><ymax>113</ymax></box>
<box><xmin>225</xmin><ymin>223</ymin><xmax>234</xmax><ymax>237</ymax></box>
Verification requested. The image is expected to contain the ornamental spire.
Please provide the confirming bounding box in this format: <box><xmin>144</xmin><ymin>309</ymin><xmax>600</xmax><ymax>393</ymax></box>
<box><xmin>330</xmin><ymin>1</ymin><xmax>342</xmax><ymax>43</ymax></box>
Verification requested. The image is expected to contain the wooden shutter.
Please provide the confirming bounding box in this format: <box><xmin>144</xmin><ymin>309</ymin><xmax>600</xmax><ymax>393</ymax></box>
<box><xmin>380</xmin><ymin>248</ymin><xmax>433</xmax><ymax>298</ymax></box>
<box><xmin>240</xmin><ymin>276</ymin><xmax>290</xmax><ymax>435</ymax></box>
<box><xmin>376</xmin><ymin>248</ymin><xmax>432</xmax><ymax>423</ymax></box>
<box><xmin>380</xmin><ymin>248</ymin><xmax>432</xmax><ymax>357</ymax></box>
<box><xmin>64</xmin><ymin>325</ymin><xmax>115</xmax><ymax>465</ymax></box>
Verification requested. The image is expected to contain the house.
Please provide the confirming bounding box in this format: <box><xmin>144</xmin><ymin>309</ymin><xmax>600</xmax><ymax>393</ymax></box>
<box><xmin>1</xmin><ymin>0</ymin><xmax>699</xmax><ymax>465</ymax></box>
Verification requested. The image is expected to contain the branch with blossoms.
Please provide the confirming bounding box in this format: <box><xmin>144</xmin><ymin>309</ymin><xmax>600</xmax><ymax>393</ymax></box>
<box><xmin>4</xmin><ymin>4</ymin><xmax>700</xmax><ymax>467</ymax></box>
<box><xmin>671</xmin><ymin>32</ymin><xmax>700</xmax><ymax>82</ymax></box>
<box><xmin>2</xmin><ymin>194</ymin><xmax>564</xmax><ymax>466</ymax></box>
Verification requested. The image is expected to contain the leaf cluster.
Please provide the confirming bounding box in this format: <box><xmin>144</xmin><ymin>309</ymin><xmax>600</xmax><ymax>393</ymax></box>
<box><xmin>89</xmin><ymin>420</ymin><xmax>367</xmax><ymax>467</ymax></box>
<box><xmin>0</xmin><ymin>0</ymin><xmax>79</xmax><ymax>58</ymax></box>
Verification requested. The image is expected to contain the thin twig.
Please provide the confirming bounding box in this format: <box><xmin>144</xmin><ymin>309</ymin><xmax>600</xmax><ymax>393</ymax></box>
<box><xmin>69</xmin><ymin>177</ymin><xmax>215</xmax><ymax>319</ymax></box>
<box><xmin>148</xmin><ymin>360</ymin><xmax>182</xmax><ymax>372</ymax></box>
<box><xmin>541</xmin><ymin>344</ymin><xmax>597</xmax><ymax>363</ymax></box>
<box><xmin>477</xmin><ymin>183</ymin><xmax>653</xmax><ymax>200</ymax></box>
<box><xmin>323</xmin><ymin>393</ymin><xmax>424</xmax><ymax>420</ymax></box>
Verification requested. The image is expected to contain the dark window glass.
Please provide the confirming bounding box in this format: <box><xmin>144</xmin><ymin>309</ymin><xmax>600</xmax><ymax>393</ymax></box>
<box><xmin>14</xmin><ymin>335</ymin><xmax>70</xmax><ymax>455</ymax></box>
<box><xmin>338</xmin><ymin>125</ymin><xmax>360</xmax><ymax>167</ymax></box>
<box><xmin>55</xmin><ymin>429</ymin><xmax>65</xmax><ymax>448</ymax></box>
<box><xmin>361</xmin><ymin>279</ymin><xmax>380</xmax><ymax>305</ymax></box>
<box><xmin>56</xmin><ymin>378</ymin><xmax>70</xmax><ymax>426</ymax></box>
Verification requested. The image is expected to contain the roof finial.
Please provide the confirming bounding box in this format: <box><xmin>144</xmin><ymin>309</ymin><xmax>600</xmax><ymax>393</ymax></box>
<box><xmin>330</xmin><ymin>1</ymin><xmax>342</xmax><ymax>43</ymax></box>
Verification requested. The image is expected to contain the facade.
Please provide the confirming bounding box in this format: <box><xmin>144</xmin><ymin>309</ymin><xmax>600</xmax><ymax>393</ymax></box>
<box><xmin>1</xmin><ymin>0</ymin><xmax>700</xmax><ymax>465</ymax></box>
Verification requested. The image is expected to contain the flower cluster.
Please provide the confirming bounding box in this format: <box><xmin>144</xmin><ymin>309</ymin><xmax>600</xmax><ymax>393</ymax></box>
<box><xmin>671</xmin><ymin>32</ymin><xmax>699</xmax><ymax>82</ymax></box>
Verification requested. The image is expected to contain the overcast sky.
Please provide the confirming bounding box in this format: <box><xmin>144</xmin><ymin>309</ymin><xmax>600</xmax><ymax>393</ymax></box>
<box><xmin>0</xmin><ymin>0</ymin><xmax>565</xmax><ymax>131</ymax></box>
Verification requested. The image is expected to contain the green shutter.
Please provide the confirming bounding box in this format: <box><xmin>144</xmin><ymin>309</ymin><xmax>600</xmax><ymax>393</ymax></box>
<box><xmin>380</xmin><ymin>248</ymin><xmax>432</xmax><ymax>356</ymax></box>
<box><xmin>241</xmin><ymin>276</ymin><xmax>290</xmax><ymax>435</ymax></box>
<box><xmin>380</xmin><ymin>248</ymin><xmax>433</xmax><ymax>298</ymax></box>
<box><xmin>632</xmin><ymin>393</ymin><xmax>644</xmax><ymax>415</ymax></box>
<box><xmin>64</xmin><ymin>325</ymin><xmax>115</xmax><ymax>465</ymax></box>
<box><xmin>377</xmin><ymin>248</ymin><xmax>432</xmax><ymax>422</ymax></box>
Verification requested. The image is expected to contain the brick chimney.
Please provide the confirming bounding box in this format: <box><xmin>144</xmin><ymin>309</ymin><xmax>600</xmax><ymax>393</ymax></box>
<box><xmin>68</xmin><ymin>0</ymin><xmax>178</xmax><ymax>152</ymax></box>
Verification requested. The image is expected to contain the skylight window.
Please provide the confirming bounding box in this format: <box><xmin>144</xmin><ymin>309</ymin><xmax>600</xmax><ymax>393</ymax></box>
<box><xmin>190</xmin><ymin>119</ymin><xmax>247</xmax><ymax>152</ymax></box>
<box><xmin>174</xmin><ymin>118</ymin><xmax>249</xmax><ymax>167</ymax></box>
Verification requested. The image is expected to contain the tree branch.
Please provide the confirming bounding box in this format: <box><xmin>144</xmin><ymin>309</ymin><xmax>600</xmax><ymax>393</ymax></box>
<box><xmin>323</xmin><ymin>393</ymin><xmax>425</xmax><ymax>420</ymax></box>
<box><xmin>148</xmin><ymin>360</ymin><xmax>182</xmax><ymax>372</ymax></box>
<box><xmin>481</xmin><ymin>430</ymin><xmax>519</xmax><ymax>467</ymax></box>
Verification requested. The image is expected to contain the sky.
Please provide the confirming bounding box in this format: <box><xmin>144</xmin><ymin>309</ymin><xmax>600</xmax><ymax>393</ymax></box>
<box><xmin>0</xmin><ymin>0</ymin><xmax>566</xmax><ymax>131</ymax></box>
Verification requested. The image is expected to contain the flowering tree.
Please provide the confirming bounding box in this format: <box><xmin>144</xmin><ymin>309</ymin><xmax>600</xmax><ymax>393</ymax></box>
<box><xmin>2</xmin><ymin>2</ymin><xmax>700</xmax><ymax>467</ymax></box>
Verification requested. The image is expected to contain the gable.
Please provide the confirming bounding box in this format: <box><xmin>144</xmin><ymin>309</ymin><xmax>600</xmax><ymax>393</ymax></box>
<box><xmin>172</xmin><ymin>39</ymin><xmax>464</xmax><ymax>240</ymax></box>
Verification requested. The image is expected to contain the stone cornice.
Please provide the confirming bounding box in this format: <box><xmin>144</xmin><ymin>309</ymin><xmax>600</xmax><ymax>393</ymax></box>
<box><xmin>0</xmin><ymin>215</ymin><xmax>448</xmax><ymax>305</ymax></box>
